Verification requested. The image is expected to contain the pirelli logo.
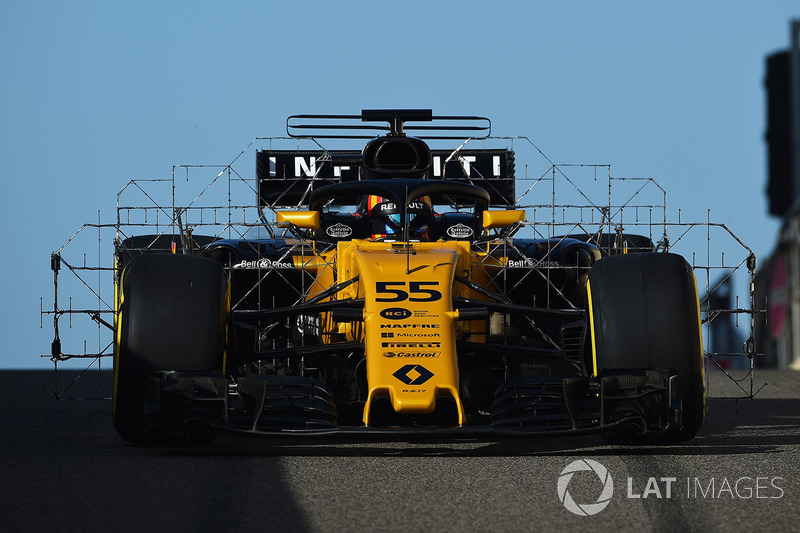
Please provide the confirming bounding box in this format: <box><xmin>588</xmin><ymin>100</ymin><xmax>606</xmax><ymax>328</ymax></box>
<box><xmin>381</xmin><ymin>342</ymin><xmax>442</xmax><ymax>348</ymax></box>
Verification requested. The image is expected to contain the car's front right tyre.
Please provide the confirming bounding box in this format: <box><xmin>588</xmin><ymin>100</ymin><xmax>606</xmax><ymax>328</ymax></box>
<box><xmin>113</xmin><ymin>254</ymin><xmax>229</xmax><ymax>444</ymax></box>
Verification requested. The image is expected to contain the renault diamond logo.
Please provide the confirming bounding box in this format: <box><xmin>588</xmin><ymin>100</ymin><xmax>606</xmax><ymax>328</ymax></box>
<box><xmin>392</xmin><ymin>364</ymin><xmax>434</xmax><ymax>385</ymax></box>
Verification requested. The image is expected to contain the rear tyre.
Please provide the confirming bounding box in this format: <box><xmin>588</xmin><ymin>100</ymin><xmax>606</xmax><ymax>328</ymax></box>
<box><xmin>113</xmin><ymin>254</ymin><xmax>229</xmax><ymax>444</ymax></box>
<box><xmin>587</xmin><ymin>252</ymin><xmax>705</xmax><ymax>444</ymax></box>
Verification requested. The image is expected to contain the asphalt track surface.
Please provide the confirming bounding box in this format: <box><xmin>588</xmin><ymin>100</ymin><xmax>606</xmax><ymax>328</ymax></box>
<box><xmin>1</xmin><ymin>369</ymin><xmax>798</xmax><ymax>533</ymax></box>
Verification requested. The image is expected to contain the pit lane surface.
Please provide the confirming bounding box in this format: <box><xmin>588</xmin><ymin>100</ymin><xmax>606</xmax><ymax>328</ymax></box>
<box><xmin>2</xmin><ymin>369</ymin><xmax>798</xmax><ymax>532</ymax></box>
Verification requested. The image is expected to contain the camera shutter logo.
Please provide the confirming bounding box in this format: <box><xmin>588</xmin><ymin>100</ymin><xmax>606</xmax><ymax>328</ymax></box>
<box><xmin>557</xmin><ymin>459</ymin><xmax>614</xmax><ymax>516</ymax></box>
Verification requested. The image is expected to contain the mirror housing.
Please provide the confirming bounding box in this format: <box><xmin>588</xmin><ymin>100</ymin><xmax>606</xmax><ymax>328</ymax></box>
<box><xmin>482</xmin><ymin>210</ymin><xmax>526</xmax><ymax>229</ymax></box>
<box><xmin>276</xmin><ymin>211</ymin><xmax>320</xmax><ymax>230</ymax></box>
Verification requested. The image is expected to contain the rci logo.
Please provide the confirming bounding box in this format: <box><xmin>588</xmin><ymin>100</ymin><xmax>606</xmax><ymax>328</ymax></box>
<box><xmin>557</xmin><ymin>459</ymin><xmax>614</xmax><ymax>516</ymax></box>
<box><xmin>380</xmin><ymin>307</ymin><xmax>412</xmax><ymax>320</ymax></box>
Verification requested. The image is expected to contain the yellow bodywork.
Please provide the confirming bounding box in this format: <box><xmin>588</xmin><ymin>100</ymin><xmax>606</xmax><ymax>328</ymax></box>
<box><xmin>276</xmin><ymin>210</ymin><xmax>321</xmax><ymax>229</ymax></box>
<box><xmin>302</xmin><ymin>239</ymin><xmax>498</xmax><ymax>426</ymax></box>
<box><xmin>482</xmin><ymin>209</ymin><xmax>526</xmax><ymax>229</ymax></box>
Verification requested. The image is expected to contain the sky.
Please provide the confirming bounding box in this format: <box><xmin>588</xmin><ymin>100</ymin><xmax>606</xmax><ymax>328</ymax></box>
<box><xmin>1</xmin><ymin>1</ymin><xmax>798</xmax><ymax>369</ymax></box>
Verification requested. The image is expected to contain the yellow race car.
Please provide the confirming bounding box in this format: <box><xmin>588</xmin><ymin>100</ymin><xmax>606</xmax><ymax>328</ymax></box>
<box><xmin>111</xmin><ymin>110</ymin><xmax>705</xmax><ymax>445</ymax></box>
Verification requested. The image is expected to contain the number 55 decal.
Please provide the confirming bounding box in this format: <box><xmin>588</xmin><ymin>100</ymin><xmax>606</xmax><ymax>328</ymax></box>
<box><xmin>375</xmin><ymin>281</ymin><xmax>442</xmax><ymax>302</ymax></box>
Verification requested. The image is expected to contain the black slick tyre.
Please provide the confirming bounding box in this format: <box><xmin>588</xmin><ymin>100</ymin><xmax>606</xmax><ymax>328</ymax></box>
<box><xmin>113</xmin><ymin>254</ymin><xmax>229</xmax><ymax>444</ymax></box>
<box><xmin>587</xmin><ymin>252</ymin><xmax>705</xmax><ymax>444</ymax></box>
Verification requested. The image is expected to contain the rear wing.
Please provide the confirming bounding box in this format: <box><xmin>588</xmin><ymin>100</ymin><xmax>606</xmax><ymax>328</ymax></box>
<box><xmin>257</xmin><ymin>148</ymin><xmax>515</xmax><ymax>207</ymax></box>
<box><xmin>286</xmin><ymin>109</ymin><xmax>491</xmax><ymax>140</ymax></box>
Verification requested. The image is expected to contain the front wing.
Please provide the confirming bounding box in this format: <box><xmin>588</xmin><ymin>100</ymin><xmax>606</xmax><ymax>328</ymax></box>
<box><xmin>143</xmin><ymin>367</ymin><xmax>684</xmax><ymax>439</ymax></box>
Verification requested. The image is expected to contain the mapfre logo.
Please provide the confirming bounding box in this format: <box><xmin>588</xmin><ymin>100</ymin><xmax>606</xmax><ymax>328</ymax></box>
<box><xmin>557</xmin><ymin>459</ymin><xmax>614</xmax><ymax>516</ymax></box>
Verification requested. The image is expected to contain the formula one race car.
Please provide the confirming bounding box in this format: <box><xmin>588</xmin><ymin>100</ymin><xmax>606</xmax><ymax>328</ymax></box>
<box><xmin>105</xmin><ymin>110</ymin><xmax>706</xmax><ymax>445</ymax></box>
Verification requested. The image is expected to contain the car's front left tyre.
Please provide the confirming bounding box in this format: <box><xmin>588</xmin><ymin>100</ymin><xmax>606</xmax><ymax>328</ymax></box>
<box><xmin>587</xmin><ymin>252</ymin><xmax>705</xmax><ymax>444</ymax></box>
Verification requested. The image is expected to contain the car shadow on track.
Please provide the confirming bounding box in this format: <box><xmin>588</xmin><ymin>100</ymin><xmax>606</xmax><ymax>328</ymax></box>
<box><xmin>162</xmin><ymin>398</ymin><xmax>800</xmax><ymax>459</ymax></box>
<box><xmin>18</xmin><ymin>371</ymin><xmax>800</xmax><ymax>458</ymax></box>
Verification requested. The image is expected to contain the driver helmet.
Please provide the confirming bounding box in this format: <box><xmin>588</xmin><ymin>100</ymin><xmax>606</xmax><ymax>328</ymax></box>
<box><xmin>366</xmin><ymin>195</ymin><xmax>433</xmax><ymax>240</ymax></box>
